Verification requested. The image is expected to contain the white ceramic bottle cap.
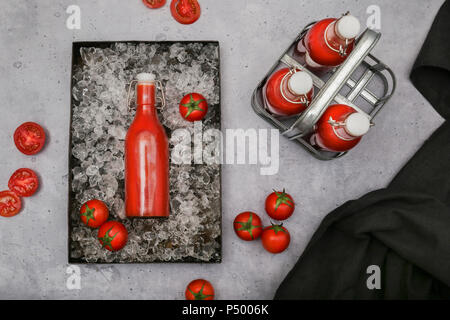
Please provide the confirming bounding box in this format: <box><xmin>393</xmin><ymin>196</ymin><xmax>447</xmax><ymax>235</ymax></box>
<box><xmin>288</xmin><ymin>71</ymin><xmax>313</xmax><ymax>95</ymax></box>
<box><xmin>345</xmin><ymin>112</ymin><xmax>370</xmax><ymax>137</ymax></box>
<box><xmin>136</xmin><ymin>73</ymin><xmax>156</xmax><ymax>83</ymax></box>
<box><xmin>336</xmin><ymin>15</ymin><xmax>361</xmax><ymax>39</ymax></box>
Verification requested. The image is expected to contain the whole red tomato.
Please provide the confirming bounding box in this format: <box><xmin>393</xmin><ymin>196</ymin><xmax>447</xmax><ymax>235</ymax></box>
<box><xmin>80</xmin><ymin>199</ymin><xmax>109</xmax><ymax>228</ymax></box>
<box><xmin>14</xmin><ymin>122</ymin><xmax>46</xmax><ymax>155</ymax></box>
<box><xmin>98</xmin><ymin>221</ymin><xmax>128</xmax><ymax>251</ymax></box>
<box><xmin>265</xmin><ymin>189</ymin><xmax>295</xmax><ymax>221</ymax></box>
<box><xmin>261</xmin><ymin>224</ymin><xmax>290</xmax><ymax>254</ymax></box>
<box><xmin>0</xmin><ymin>190</ymin><xmax>22</xmax><ymax>218</ymax></box>
<box><xmin>170</xmin><ymin>0</ymin><xmax>201</xmax><ymax>25</ymax></box>
<box><xmin>185</xmin><ymin>279</ymin><xmax>214</xmax><ymax>300</ymax></box>
<box><xmin>142</xmin><ymin>0</ymin><xmax>166</xmax><ymax>9</ymax></box>
<box><xmin>8</xmin><ymin>168</ymin><xmax>39</xmax><ymax>197</ymax></box>
<box><xmin>179</xmin><ymin>93</ymin><xmax>208</xmax><ymax>122</ymax></box>
<box><xmin>233</xmin><ymin>211</ymin><xmax>263</xmax><ymax>241</ymax></box>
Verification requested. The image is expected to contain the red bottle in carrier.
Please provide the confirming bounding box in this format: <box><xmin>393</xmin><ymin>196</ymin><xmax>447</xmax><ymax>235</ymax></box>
<box><xmin>264</xmin><ymin>68</ymin><xmax>314</xmax><ymax>116</ymax></box>
<box><xmin>297</xmin><ymin>13</ymin><xmax>361</xmax><ymax>71</ymax></box>
<box><xmin>310</xmin><ymin>104</ymin><xmax>371</xmax><ymax>152</ymax></box>
<box><xmin>125</xmin><ymin>73</ymin><xmax>169</xmax><ymax>218</ymax></box>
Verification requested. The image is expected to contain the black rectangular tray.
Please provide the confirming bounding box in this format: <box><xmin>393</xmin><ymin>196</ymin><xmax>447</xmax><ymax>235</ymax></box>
<box><xmin>68</xmin><ymin>41</ymin><xmax>222</xmax><ymax>263</ymax></box>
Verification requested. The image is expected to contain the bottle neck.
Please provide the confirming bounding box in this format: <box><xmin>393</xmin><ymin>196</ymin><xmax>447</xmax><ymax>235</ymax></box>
<box><xmin>285</xmin><ymin>78</ymin><xmax>300</xmax><ymax>97</ymax></box>
<box><xmin>135</xmin><ymin>83</ymin><xmax>157</xmax><ymax>120</ymax></box>
<box><xmin>329</xmin><ymin>123</ymin><xmax>358</xmax><ymax>141</ymax></box>
<box><xmin>135</xmin><ymin>104</ymin><xmax>157</xmax><ymax>119</ymax></box>
<box><xmin>329</xmin><ymin>113</ymin><xmax>368</xmax><ymax>140</ymax></box>
<box><xmin>325</xmin><ymin>19</ymin><xmax>355</xmax><ymax>51</ymax></box>
<box><xmin>342</xmin><ymin>125</ymin><xmax>359</xmax><ymax>139</ymax></box>
<box><xmin>283</xmin><ymin>72</ymin><xmax>307</xmax><ymax>99</ymax></box>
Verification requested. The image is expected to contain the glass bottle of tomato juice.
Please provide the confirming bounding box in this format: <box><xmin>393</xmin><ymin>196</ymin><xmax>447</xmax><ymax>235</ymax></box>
<box><xmin>264</xmin><ymin>68</ymin><xmax>314</xmax><ymax>116</ymax></box>
<box><xmin>125</xmin><ymin>73</ymin><xmax>169</xmax><ymax>218</ymax></box>
<box><xmin>310</xmin><ymin>104</ymin><xmax>371</xmax><ymax>152</ymax></box>
<box><xmin>297</xmin><ymin>13</ymin><xmax>361</xmax><ymax>71</ymax></box>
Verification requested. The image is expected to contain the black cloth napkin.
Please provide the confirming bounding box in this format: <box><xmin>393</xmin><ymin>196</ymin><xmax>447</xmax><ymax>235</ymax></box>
<box><xmin>274</xmin><ymin>0</ymin><xmax>450</xmax><ymax>299</ymax></box>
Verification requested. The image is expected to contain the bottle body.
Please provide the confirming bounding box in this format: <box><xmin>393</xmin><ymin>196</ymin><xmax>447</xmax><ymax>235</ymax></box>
<box><xmin>299</xmin><ymin>15</ymin><xmax>358</xmax><ymax>71</ymax></box>
<box><xmin>310</xmin><ymin>104</ymin><xmax>369</xmax><ymax>152</ymax></box>
<box><xmin>264</xmin><ymin>68</ymin><xmax>313</xmax><ymax>116</ymax></box>
<box><xmin>125</xmin><ymin>79</ymin><xmax>169</xmax><ymax>218</ymax></box>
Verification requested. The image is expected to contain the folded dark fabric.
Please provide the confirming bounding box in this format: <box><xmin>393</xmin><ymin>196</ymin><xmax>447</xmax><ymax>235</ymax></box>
<box><xmin>275</xmin><ymin>0</ymin><xmax>450</xmax><ymax>299</ymax></box>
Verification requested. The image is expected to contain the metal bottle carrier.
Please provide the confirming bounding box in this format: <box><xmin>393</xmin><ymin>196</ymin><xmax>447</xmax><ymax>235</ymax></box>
<box><xmin>251</xmin><ymin>23</ymin><xmax>396</xmax><ymax>160</ymax></box>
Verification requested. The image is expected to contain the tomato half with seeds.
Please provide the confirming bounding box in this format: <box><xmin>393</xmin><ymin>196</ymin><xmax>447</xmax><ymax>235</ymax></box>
<box><xmin>265</xmin><ymin>189</ymin><xmax>295</xmax><ymax>221</ymax></box>
<box><xmin>80</xmin><ymin>199</ymin><xmax>109</xmax><ymax>228</ymax></box>
<box><xmin>233</xmin><ymin>211</ymin><xmax>263</xmax><ymax>241</ymax></box>
<box><xmin>8</xmin><ymin>168</ymin><xmax>39</xmax><ymax>197</ymax></box>
<box><xmin>261</xmin><ymin>224</ymin><xmax>290</xmax><ymax>254</ymax></box>
<box><xmin>0</xmin><ymin>190</ymin><xmax>22</xmax><ymax>218</ymax></box>
<box><xmin>179</xmin><ymin>93</ymin><xmax>208</xmax><ymax>122</ymax></box>
<box><xmin>170</xmin><ymin>0</ymin><xmax>201</xmax><ymax>25</ymax></box>
<box><xmin>14</xmin><ymin>122</ymin><xmax>46</xmax><ymax>155</ymax></box>
<box><xmin>185</xmin><ymin>279</ymin><xmax>214</xmax><ymax>300</ymax></box>
<box><xmin>98</xmin><ymin>221</ymin><xmax>128</xmax><ymax>251</ymax></box>
<box><xmin>142</xmin><ymin>0</ymin><xmax>166</xmax><ymax>9</ymax></box>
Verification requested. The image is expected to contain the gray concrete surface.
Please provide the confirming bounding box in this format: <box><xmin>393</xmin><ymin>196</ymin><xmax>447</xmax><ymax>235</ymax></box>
<box><xmin>0</xmin><ymin>0</ymin><xmax>445</xmax><ymax>299</ymax></box>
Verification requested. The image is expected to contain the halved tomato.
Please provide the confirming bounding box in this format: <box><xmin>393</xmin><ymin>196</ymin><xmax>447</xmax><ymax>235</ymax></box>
<box><xmin>8</xmin><ymin>168</ymin><xmax>39</xmax><ymax>197</ymax></box>
<box><xmin>142</xmin><ymin>0</ymin><xmax>166</xmax><ymax>9</ymax></box>
<box><xmin>14</xmin><ymin>122</ymin><xmax>46</xmax><ymax>155</ymax></box>
<box><xmin>0</xmin><ymin>190</ymin><xmax>22</xmax><ymax>217</ymax></box>
<box><xmin>170</xmin><ymin>0</ymin><xmax>201</xmax><ymax>25</ymax></box>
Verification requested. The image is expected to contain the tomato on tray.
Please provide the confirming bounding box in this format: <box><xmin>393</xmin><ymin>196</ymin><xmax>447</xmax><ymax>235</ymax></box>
<box><xmin>14</xmin><ymin>122</ymin><xmax>46</xmax><ymax>155</ymax></box>
<box><xmin>179</xmin><ymin>93</ymin><xmax>208</xmax><ymax>122</ymax></box>
<box><xmin>170</xmin><ymin>0</ymin><xmax>201</xmax><ymax>25</ymax></box>
<box><xmin>0</xmin><ymin>190</ymin><xmax>22</xmax><ymax>218</ymax></box>
<box><xmin>8</xmin><ymin>168</ymin><xmax>39</xmax><ymax>197</ymax></box>
<box><xmin>142</xmin><ymin>0</ymin><xmax>166</xmax><ymax>9</ymax></box>
<box><xmin>265</xmin><ymin>189</ymin><xmax>295</xmax><ymax>221</ymax></box>
<box><xmin>98</xmin><ymin>221</ymin><xmax>128</xmax><ymax>251</ymax></box>
<box><xmin>80</xmin><ymin>199</ymin><xmax>109</xmax><ymax>228</ymax></box>
<box><xmin>261</xmin><ymin>224</ymin><xmax>290</xmax><ymax>254</ymax></box>
<box><xmin>185</xmin><ymin>279</ymin><xmax>214</xmax><ymax>300</ymax></box>
<box><xmin>233</xmin><ymin>211</ymin><xmax>263</xmax><ymax>241</ymax></box>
